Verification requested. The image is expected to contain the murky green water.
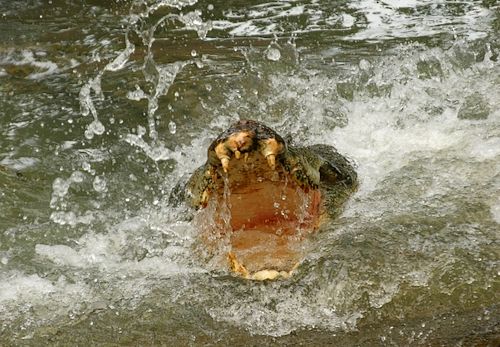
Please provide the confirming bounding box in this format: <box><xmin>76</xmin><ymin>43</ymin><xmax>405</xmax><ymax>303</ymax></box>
<box><xmin>1</xmin><ymin>0</ymin><xmax>499</xmax><ymax>345</ymax></box>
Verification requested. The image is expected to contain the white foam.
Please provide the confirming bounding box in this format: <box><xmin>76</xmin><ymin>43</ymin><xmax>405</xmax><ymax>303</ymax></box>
<box><xmin>0</xmin><ymin>273</ymin><xmax>56</xmax><ymax>304</ymax></box>
<box><xmin>178</xmin><ymin>11</ymin><xmax>213</xmax><ymax>39</ymax></box>
<box><xmin>212</xmin><ymin>3</ymin><xmax>324</xmax><ymax>36</ymax></box>
<box><xmin>104</xmin><ymin>36</ymin><xmax>135</xmax><ymax>72</ymax></box>
<box><xmin>0</xmin><ymin>50</ymin><xmax>61</xmax><ymax>79</ymax></box>
<box><xmin>0</xmin><ymin>271</ymin><xmax>94</xmax><ymax>328</ymax></box>
<box><xmin>329</xmin><ymin>101</ymin><xmax>463</xmax><ymax>192</ymax></box>
<box><xmin>468</xmin><ymin>137</ymin><xmax>500</xmax><ymax>160</ymax></box>
<box><xmin>0</xmin><ymin>211</ymin><xmax>203</xmax><ymax>325</ymax></box>
<box><xmin>491</xmin><ymin>198</ymin><xmax>500</xmax><ymax>225</ymax></box>
<box><xmin>348</xmin><ymin>0</ymin><xmax>492</xmax><ymax>41</ymax></box>
<box><xmin>341</xmin><ymin>13</ymin><xmax>355</xmax><ymax>28</ymax></box>
<box><xmin>50</xmin><ymin>211</ymin><xmax>95</xmax><ymax>226</ymax></box>
<box><xmin>0</xmin><ymin>157</ymin><xmax>39</xmax><ymax>170</ymax></box>
<box><xmin>37</xmin><ymin>215</ymin><xmax>200</xmax><ymax>276</ymax></box>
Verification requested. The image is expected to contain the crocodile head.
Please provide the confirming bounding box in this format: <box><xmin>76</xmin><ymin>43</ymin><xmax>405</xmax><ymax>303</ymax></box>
<box><xmin>187</xmin><ymin>120</ymin><xmax>356</xmax><ymax>280</ymax></box>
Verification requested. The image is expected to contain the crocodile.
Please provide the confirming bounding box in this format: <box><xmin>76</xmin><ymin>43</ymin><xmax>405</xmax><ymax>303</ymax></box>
<box><xmin>186</xmin><ymin>120</ymin><xmax>358</xmax><ymax>280</ymax></box>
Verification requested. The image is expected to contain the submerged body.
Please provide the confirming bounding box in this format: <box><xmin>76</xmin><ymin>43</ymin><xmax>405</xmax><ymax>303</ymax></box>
<box><xmin>187</xmin><ymin>120</ymin><xmax>358</xmax><ymax>280</ymax></box>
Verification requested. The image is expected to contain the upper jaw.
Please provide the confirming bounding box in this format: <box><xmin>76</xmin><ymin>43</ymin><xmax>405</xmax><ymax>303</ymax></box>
<box><xmin>207</xmin><ymin>120</ymin><xmax>286</xmax><ymax>173</ymax></box>
<box><xmin>187</xmin><ymin>120</ymin><xmax>318</xmax><ymax>209</ymax></box>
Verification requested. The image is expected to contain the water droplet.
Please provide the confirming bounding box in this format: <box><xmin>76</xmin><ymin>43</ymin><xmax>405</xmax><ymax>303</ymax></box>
<box><xmin>208</xmin><ymin>4</ymin><xmax>214</xmax><ymax>11</ymax></box>
<box><xmin>266</xmin><ymin>47</ymin><xmax>281</xmax><ymax>62</ymax></box>
<box><xmin>137</xmin><ymin>125</ymin><xmax>146</xmax><ymax>137</ymax></box>
<box><xmin>273</xmin><ymin>202</ymin><xmax>280</xmax><ymax>208</ymax></box>
<box><xmin>51</xmin><ymin>177</ymin><xmax>71</xmax><ymax>198</ymax></box>
<box><xmin>84</xmin><ymin>129</ymin><xmax>94</xmax><ymax>140</ymax></box>
<box><xmin>205</xmin><ymin>84</ymin><xmax>212</xmax><ymax>92</ymax></box>
<box><xmin>93</xmin><ymin>176</ymin><xmax>107</xmax><ymax>193</ymax></box>
<box><xmin>191</xmin><ymin>49</ymin><xmax>197</xmax><ymax>57</ymax></box>
<box><xmin>82</xmin><ymin>162</ymin><xmax>93</xmax><ymax>173</ymax></box>
<box><xmin>168</xmin><ymin>121</ymin><xmax>177</xmax><ymax>134</ymax></box>
<box><xmin>127</xmin><ymin>85</ymin><xmax>146</xmax><ymax>101</ymax></box>
<box><xmin>85</xmin><ymin>120</ymin><xmax>105</xmax><ymax>139</ymax></box>
<box><xmin>70</xmin><ymin>171</ymin><xmax>85</xmax><ymax>183</ymax></box>
<box><xmin>359</xmin><ymin>59</ymin><xmax>371</xmax><ymax>71</ymax></box>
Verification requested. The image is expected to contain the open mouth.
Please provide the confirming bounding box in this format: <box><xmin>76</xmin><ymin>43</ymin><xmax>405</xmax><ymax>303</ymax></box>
<box><xmin>189</xmin><ymin>120</ymin><xmax>323</xmax><ymax>280</ymax></box>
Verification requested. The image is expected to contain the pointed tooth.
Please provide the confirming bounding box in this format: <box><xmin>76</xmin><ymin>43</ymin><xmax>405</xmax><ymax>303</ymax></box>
<box><xmin>221</xmin><ymin>157</ymin><xmax>229</xmax><ymax>172</ymax></box>
<box><xmin>244</xmin><ymin>153</ymin><xmax>249</xmax><ymax>162</ymax></box>
<box><xmin>234</xmin><ymin>150</ymin><xmax>241</xmax><ymax>159</ymax></box>
<box><xmin>201</xmin><ymin>189</ymin><xmax>210</xmax><ymax>206</ymax></box>
<box><xmin>228</xmin><ymin>252</ymin><xmax>250</xmax><ymax>278</ymax></box>
<box><xmin>215</xmin><ymin>142</ymin><xmax>231</xmax><ymax>172</ymax></box>
<box><xmin>266</xmin><ymin>154</ymin><xmax>276</xmax><ymax>170</ymax></box>
<box><xmin>260</xmin><ymin>138</ymin><xmax>283</xmax><ymax>163</ymax></box>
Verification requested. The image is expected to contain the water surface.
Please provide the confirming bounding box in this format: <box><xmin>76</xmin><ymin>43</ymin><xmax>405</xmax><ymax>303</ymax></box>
<box><xmin>0</xmin><ymin>0</ymin><xmax>499</xmax><ymax>345</ymax></box>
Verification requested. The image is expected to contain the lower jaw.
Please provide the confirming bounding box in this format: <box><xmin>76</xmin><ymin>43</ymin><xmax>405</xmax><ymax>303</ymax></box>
<box><xmin>195</xmin><ymin>165</ymin><xmax>321</xmax><ymax>279</ymax></box>
<box><xmin>228</xmin><ymin>226</ymin><xmax>310</xmax><ymax>280</ymax></box>
<box><xmin>195</xmin><ymin>208</ymin><xmax>320</xmax><ymax>279</ymax></box>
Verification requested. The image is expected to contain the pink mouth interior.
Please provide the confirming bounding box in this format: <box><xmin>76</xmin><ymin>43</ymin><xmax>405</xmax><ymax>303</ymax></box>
<box><xmin>199</xmin><ymin>152</ymin><xmax>322</xmax><ymax>272</ymax></box>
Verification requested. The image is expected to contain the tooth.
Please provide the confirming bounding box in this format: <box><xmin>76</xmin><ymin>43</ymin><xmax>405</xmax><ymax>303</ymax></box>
<box><xmin>244</xmin><ymin>153</ymin><xmax>249</xmax><ymax>162</ymax></box>
<box><xmin>221</xmin><ymin>157</ymin><xmax>229</xmax><ymax>172</ymax></box>
<box><xmin>215</xmin><ymin>143</ymin><xmax>231</xmax><ymax>173</ymax></box>
<box><xmin>260</xmin><ymin>138</ymin><xmax>283</xmax><ymax>169</ymax></box>
<box><xmin>266</xmin><ymin>154</ymin><xmax>276</xmax><ymax>169</ymax></box>
<box><xmin>201</xmin><ymin>189</ymin><xmax>210</xmax><ymax>206</ymax></box>
<box><xmin>228</xmin><ymin>252</ymin><xmax>249</xmax><ymax>278</ymax></box>
<box><xmin>234</xmin><ymin>150</ymin><xmax>241</xmax><ymax>159</ymax></box>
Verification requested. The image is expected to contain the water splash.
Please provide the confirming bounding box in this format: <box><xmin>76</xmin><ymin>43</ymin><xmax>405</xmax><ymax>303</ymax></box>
<box><xmin>4</xmin><ymin>0</ymin><xmax>497</xmax><ymax>343</ymax></box>
<box><xmin>265</xmin><ymin>45</ymin><xmax>281</xmax><ymax>61</ymax></box>
<box><xmin>51</xmin><ymin>0</ymin><xmax>216</xmax><ymax>228</ymax></box>
<box><xmin>348</xmin><ymin>0</ymin><xmax>492</xmax><ymax>41</ymax></box>
<box><xmin>168</xmin><ymin>120</ymin><xmax>177</xmax><ymax>134</ymax></box>
<box><xmin>49</xmin><ymin>171</ymin><xmax>98</xmax><ymax>226</ymax></box>
<box><xmin>104</xmin><ymin>34</ymin><xmax>135</xmax><ymax>72</ymax></box>
<box><xmin>178</xmin><ymin>10</ymin><xmax>212</xmax><ymax>40</ymax></box>
<box><xmin>50</xmin><ymin>171</ymin><xmax>85</xmax><ymax>210</ymax></box>
<box><xmin>143</xmin><ymin>60</ymin><xmax>189</xmax><ymax>140</ymax></box>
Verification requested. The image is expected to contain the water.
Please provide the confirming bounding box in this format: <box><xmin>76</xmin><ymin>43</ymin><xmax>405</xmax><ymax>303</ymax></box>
<box><xmin>1</xmin><ymin>0</ymin><xmax>499</xmax><ymax>345</ymax></box>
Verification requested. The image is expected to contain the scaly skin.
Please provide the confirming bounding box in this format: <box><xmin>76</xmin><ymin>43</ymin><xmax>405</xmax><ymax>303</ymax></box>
<box><xmin>187</xmin><ymin>120</ymin><xmax>358</xmax><ymax>280</ymax></box>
